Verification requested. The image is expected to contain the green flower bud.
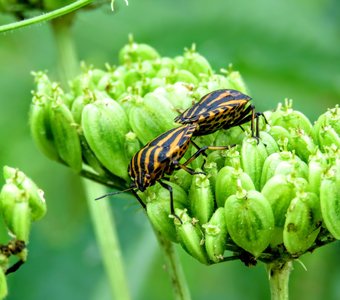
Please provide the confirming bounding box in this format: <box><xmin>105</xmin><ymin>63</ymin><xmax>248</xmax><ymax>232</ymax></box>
<box><xmin>170</xmin><ymin>169</ymin><xmax>193</xmax><ymax>192</ymax></box>
<box><xmin>283</xmin><ymin>192</ymin><xmax>321</xmax><ymax>255</ymax></box>
<box><xmin>0</xmin><ymin>267</ymin><xmax>8</xmax><ymax>299</ymax></box>
<box><xmin>97</xmin><ymin>73</ymin><xmax>126</xmax><ymax>100</ymax></box>
<box><xmin>119</xmin><ymin>40</ymin><xmax>160</xmax><ymax>64</ymax></box>
<box><xmin>175</xmin><ymin>209</ymin><xmax>210</xmax><ymax>264</ymax></box>
<box><xmin>147</xmin><ymin>200</ymin><xmax>179</xmax><ymax>243</ymax></box>
<box><xmin>204</xmin><ymin>161</ymin><xmax>218</xmax><ymax>196</ymax></box>
<box><xmin>3</xmin><ymin>166</ymin><xmax>47</xmax><ymax>221</ymax></box>
<box><xmin>0</xmin><ymin>183</ymin><xmax>27</xmax><ymax>229</ymax></box>
<box><xmin>189</xmin><ymin>171</ymin><xmax>214</xmax><ymax>224</ymax></box>
<box><xmin>225</xmin><ymin>70</ymin><xmax>248</xmax><ymax>94</ymax></box>
<box><xmin>29</xmin><ymin>96</ymin><xmax>60</xmax><ymax>162</ymax></box>
<box><xmin>10</xmin><ymin>201</ymin><xmax>31</xmax><ymax>242</ymax></box>
<box><xmin>215</xmin><ymin>126</ymin><xmax>245</xmax><ymax>146</ymax></box>
<box><xmin>317</xmin><ymin>125</ymin><xmax>340</xmax><ymax>151</ymax></box>
<box><xmin>262</xmin><ymin>174</ymin><xmax>303</xmax><ymax>246</ymax></box>
<box><xmin>274</xmin><ymin>156</ymin><xmax>308</xmax><ymax>180</ymax></box>
<box><xmin>49</xmin><ymin>101</ymin><xmax>82</xmax><ymax>172</ymax></box>
<box><xmin>142</xmin><ymin>181</ymin><xmax>188</xmax><ymax>208</ymax></box>
<box><xmin>267</xmin><ymin>125</ymin><xmax>291</xmax><ymax>150</ymax></box>
<box><xmin>270</xmin><ymin>100</ymin><xmax>313</xmax><ymax>136</ymax></box>
<box><xmin>177</xmin><ymin>46</ymin><xmax>212</xmax><ymax>78</ymax></box>
<box><xmin>171</xmin><ymin>69</ymin><xmax>198</xmax><ymax>85</ymax></box>
<box><xmin>154</xmin><ymin>83</ymin><xmax>194</xmax><ymax>112</ymax></box>
<box><xmin>288</xmin><ymin>128</ymin><xmax>317</xmax><ymax>162</ymax></box>
<box><xmin>308</xmin><ymin>151</ymin><xmax>327</xmax><ymax>196</ymax></box>
<box><xmin>203</xmin><ymin>207</ymin><xmax>228</xmax><ymax>263</ymax></box>
<box><xmin>260</xmin><ymin>151</ymin><xmax>292</xmax><ymax>189</ymax></box>
<box><xmin>313</xmin><ymin>105</ymin><xmax>340</xmax><ymax>146</ymax></box>
<box><xmin>82</xmin><ymin>98</ymin><xmax>131</xmax><ymax>180</ymax></box>
<box><xmin>199</xmin><ymin>74</ymin><xmax>230</xmax><ymax>92</ymax></box>
<box><xmin>225</xmin><ymin>189</ymin><xmax>274</xmax><ymax>257</ymax></box>
<box><xmin>128</xmin><ymin>91</ymin><xmax>177</xmax><ymax>144</ymax></box>
<box><xmin>124</xmin><ymin>131</ymin><xmax>141</xmax><ymax>161</ymax></box>
<box><xmin>215</xmin><ymin>166</ymin><xmax>255</xmax><ymax>208</ymax></box>
<box><xmin>241</xmin><ymin>138</ymin><xmax>268</xmax><ymax>191</ymax></box>
<box><xmin>71</xmin><ymin>95</ymin><xmax>92</xmax><ymax>124</ymax></box>
<box><xmin>320</xmin><ymin>168</ymin><xmax>340</xmax><ymax>239</ymax></box>
<box><xmin>259</xmin><ymin>131</ymin><xmax>280</xmax><ymax>156</ymax></box>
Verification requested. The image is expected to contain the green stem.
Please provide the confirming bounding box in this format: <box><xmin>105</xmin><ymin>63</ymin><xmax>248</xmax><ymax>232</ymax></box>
<box><xmin>155</xmin><ymin>231</ymin><xmax>191</xmax><ymax>300</ymax></box>
<box><xmin>51</xmin><ymin>15</ymin><xmax>79</xmax><ymax>87</ymax></box>
<box><xmin>0</xmin><ymin>0</ymin><xmax>93</xmax><ymax>33</ymax></box>
<box><xmin>267</xmin><ymin>261</ymin><xmax>292</xmax><ymax>300</ymax></box>
<box><xmin>83</xmin><ymin>179</ymin><xmax>131</xmax><ymax>300</ymax></box>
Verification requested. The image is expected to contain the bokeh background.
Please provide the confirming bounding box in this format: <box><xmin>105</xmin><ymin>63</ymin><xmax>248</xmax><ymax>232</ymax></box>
<box><xmin>1</xmin><ymin>0</ymin><xmax>340</xmax><ymax>299</ymax></box>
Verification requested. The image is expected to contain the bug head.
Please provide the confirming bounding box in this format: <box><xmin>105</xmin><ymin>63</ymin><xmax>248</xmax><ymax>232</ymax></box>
<box><xmin>128</xmin><ymin>162</ymin><xmax>155</xmax><ymax>192</ymax></box>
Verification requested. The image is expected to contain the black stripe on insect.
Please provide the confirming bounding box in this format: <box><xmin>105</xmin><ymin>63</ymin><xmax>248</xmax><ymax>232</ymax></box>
<box><xmin>96</xmin><ymin>124</ymin><xmax>232</xmax><ymax>222</ymax></box>
<box><xmin>174</xmin><ymin>89</ymin><xmax>267</xmax><ymax>140</ymax></box>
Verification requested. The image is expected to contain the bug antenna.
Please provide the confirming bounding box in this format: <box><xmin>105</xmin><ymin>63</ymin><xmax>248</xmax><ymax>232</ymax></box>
<box><xmin>95</xmin><ymin>186</ymin><xmax>135</xmax><ymax>201</ymax></box>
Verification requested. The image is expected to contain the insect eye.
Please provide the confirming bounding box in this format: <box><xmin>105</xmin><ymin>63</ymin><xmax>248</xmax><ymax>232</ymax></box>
<box><xmin>145</xmin><ymin>174</ymin><xmax>151</xmax><ymax>179</ymax></box>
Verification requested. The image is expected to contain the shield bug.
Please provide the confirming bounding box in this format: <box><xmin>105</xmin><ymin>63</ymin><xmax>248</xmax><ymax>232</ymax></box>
<box><xmin>174</xmin><ymin>89</ymin><xmax>265</xmax><ymax>138</ymax></box>
<box><xmin>96</xmin><ymin>124</ymin><xmax>230</xmax><ymax>220</ymax></box>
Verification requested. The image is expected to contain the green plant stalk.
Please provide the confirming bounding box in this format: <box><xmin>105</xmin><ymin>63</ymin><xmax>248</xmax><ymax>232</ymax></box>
<box><xmin>0</xmin><ymin>0</ymin><xmax>93</xmax><ymax>33</ymax></box>
<box><xmin>83</xmin><ymin>179</ymin><xmax>131</xmax><ymax>300</ymax></box>
<box><xmin>155</xmin><ymin>231</ymin><xmax>191</xmax><ymax>300</ymax></box>
<box><xmin>267</xmin><ymin>261</ymin><xmax>292</xmax><ymax>300</ymax></box>
<box><xmin>51</xmin><ymin>16</ymin><xmax>79</xmax><ymax>87</ymax></box>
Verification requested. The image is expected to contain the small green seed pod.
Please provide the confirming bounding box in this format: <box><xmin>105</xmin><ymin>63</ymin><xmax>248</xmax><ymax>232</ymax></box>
<box><xmin>289</xmin><ymin>128</ymin><xmax>317</xmax><ymax>162</ymax></box>
<box><xmin>226</xmin><ymin>70</ymin><xmax>249</xmax><ymax>94</ymax></box>
<box><xmin>215</xmin><ymin>166</ymin><xmax>255</xmax><ymax>208</ymax></box>
<box><xmin>259</xmin><ymin>131</ymin><xmax>280</xmax><ymax>156</ymax></box>
<box><xmin>124</xmin><ymin>131</ymin><xmax>141</xmax><ymax>161</ymax></box>
<box><xmin>308</xmin><ymin>151</ymin><xmax>327</xmax><ymax>196</ymax></box>
<box><xmin>128</xmin><ymin>91</ymin><xmax>177</xmax><ymax>144</ymax></box>
<box><xmin>29</xmin><ymin>98</ymin><xmax>60</xmax><ymax>162</ymax></box>
<box><xmin>82</xmin><ymin>98</ymin><xmax>131</xmax><ymax>180</ymax></box>
<box><xmin>203</xmin><ymin>207</ymin><xmax>228</xmax><ymax>263</ymax></box>
<box><xmin>3</xmin><ymin>166</ymin><xmax>47</xmax><ymax>222</ymax></box>
<box><xmin>10</xmin><ymin>201</ymin><xmax>31</xmax><ymax>242</ymax></box>
<box><xmin>170</xmin><ymin>169</ymin><xmax>193</xmax><ymax>192</ymax></box>
<box><xmin>274</xmin><ymin>157</ymin><xmax>309</xmax><ymax>180</ymax></box>
<box><xmin>241</xmin><ymin>137</ymin><xmax>268</xmax><ymax>191</ymax></box>
<box><xmin>179</xmin><ymin>47</ymin><xmax>212</xmax><ymax>77</ymax></box>
<box><xmin>175</xmin><ymin>209</ymin><xmax>210</xmax><ymax>265</ymax></box>
<box><xmin>49</xmin><ymin>101</ymin><xmax>82</xmax><ymax>172</ymax></box>
<box><xmin>225</xmin><ymin>190</ymin><xmax>274</xmax><ymax>257</ymax></box>
<box><xmin>119</xmin><ymin>41</ymin><xmax>160</xmax><ymax>64</ymax></box>
<box><xmin>317</xmin><ymin>125</ymin><xmax>340</xmax><ymax>150</ymax></box>
<box><xmin>261</xmin><ymin>174</ymin><xmax>297</xmax><ymax>246</ymax></box>
<box><xmin>270</xmin><ymin>100</ymin><xmax>313</xmax><ymax>137</ymax></box>
<box><xmin>320</xmin><ymin>168</ymin><xmax>340</xmax><ymax>239</ymax></box>
<box><xmin>0</xmin><ymin>183</ymin><xmax>26</xmax><ymax>228</ymax></box>
<box><xmin>189</xmin><ymin>172</ymin><xmax>214</xmax><ymax>225</ymax></box>
<box><xmin>147</xmin><ymin>200</ymin><xmax>179</xmax><ymax>243</ymax></box>
<box><xmin>268</xmin><ymin>125</ymin><xmax>291</xmax><ymax>143</ymax></box>
<box><xmin>283</xmin><ymin>192</ymin><xmax>321</xmax><ymax>255</ymax></box>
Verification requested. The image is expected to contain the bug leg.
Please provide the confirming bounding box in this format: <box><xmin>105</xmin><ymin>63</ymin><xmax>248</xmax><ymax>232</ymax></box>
<box><xmin>5</xmin><ymin>259</ymin><xmax>25</xmax><ymax>275</ymax></box>
<box><xmin>173</xmin><ymin>160</ymin><xmax>206</xmax><ymax>175</ymax></box>
<box><xmin>159</xmin><ymin>180</ymin><xmax>182</xmax><ymax>223</ymax></box>
<box><xmin>131</xmin><ymin>189</ymin><xmax>147</xmax><ymax>210</ymax></box>
<box><xmin>190</xmin><ymin>140</ymin><xmax>208</xmax><ymax>157</ymax></box>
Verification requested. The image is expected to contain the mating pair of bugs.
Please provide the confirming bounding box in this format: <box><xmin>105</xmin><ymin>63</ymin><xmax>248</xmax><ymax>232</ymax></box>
<box><xmin>97</xmin><ymin>89</ymin><xmax>263</xmax><ymax>219</ymax></box>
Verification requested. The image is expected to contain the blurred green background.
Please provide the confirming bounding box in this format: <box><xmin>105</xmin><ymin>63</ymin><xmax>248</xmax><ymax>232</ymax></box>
<box><xmin>1</xmin><ymin>0</ymin><xmax>340</xmax><ymax>299</ymax></box>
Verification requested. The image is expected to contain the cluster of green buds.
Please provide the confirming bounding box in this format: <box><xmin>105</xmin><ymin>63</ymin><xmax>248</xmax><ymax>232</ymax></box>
<box><xmin>29</xmin><ymin>38</ymin><xmax>339</xmax><ymax>266</ymax></box>
<box><xmin>0</xmin><ymin>166</ymin><xmax>47</xmax><ymax>297</ymax></box>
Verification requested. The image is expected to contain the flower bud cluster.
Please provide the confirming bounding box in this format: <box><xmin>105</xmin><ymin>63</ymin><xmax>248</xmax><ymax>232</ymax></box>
<box><xmin>0</xmin><ymin>166</ymin><xmax>46</xmax><ymax>296</ymax></box>
<box><xmin>30</xmin><ymin>39</ymin><xmax>340</xmax><ymax>265</ymax></box>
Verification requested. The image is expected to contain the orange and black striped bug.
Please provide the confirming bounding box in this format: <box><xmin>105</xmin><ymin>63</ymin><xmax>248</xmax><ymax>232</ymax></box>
<box><xmin>96</xmin><ymin>124</ymin><xmax>230</xmax><ymax>221</ymax></box>
<box><xmin>174</xmin><ymin>89</ymin><xmax>266</xmax><ymax>139</ymax></box>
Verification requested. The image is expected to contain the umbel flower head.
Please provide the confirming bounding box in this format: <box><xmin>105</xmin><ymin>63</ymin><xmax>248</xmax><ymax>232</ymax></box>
<box><xmin>29</xmin><ymin>38</ymin><xmax>340</xmax><ymax>266</ymax></box>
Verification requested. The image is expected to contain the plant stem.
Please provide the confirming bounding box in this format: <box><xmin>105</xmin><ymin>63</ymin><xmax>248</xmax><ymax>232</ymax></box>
<box><xmin>267</xmin><ymin>260</ymin><xmax>293</xmax><ymax>300</ymax></box>
<box><xmin>0</xmin><ymin>0</ymin><xmax>93</xmax><ymax>33</ymax></box>
<box><xmin>83</xmin><ymin>179</ymin><xmax>131</xmax><ymax>300</ymax></box>
<box><xmin>155</xmin><ymin>231</ymin><xmax>191</xmax><ymax>300</ymax></box>
<box><xmin>51</xmin><ymin>15</ymin><xmax>79</xmax><ymax>87</ymax></box>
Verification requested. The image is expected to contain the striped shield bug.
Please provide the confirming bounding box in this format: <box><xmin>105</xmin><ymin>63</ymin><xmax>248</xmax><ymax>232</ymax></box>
<box><xmin>96</xmin><ymin>124</ymin><xmax>231</xmax><ymax>221</ymax></box>
<box><xmin>174</xmin><ymin>89</ymin><xmax>266</xmax><ymax>139</ymax></box>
